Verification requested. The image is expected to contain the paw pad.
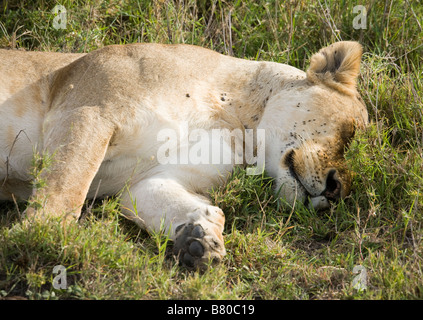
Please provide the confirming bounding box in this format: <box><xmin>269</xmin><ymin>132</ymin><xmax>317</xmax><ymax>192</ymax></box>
<box><xmin>173</xmin><ymin>223</ymin><xmax>224</xmax><ymax>270</ymax></box>
<box><xmin>189</xmin><ymin>241</ymin><xmax>204</xmax><ymax>257</ymax></box>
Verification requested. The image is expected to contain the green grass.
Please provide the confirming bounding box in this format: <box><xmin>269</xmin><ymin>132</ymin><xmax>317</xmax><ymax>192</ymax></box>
<box><xmin>1</xmin><ymin>0</ymin><xmax>422</xmax><ymax>300</ymax></box>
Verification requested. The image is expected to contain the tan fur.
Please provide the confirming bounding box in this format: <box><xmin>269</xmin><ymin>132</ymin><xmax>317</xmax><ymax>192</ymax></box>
<box><xmin>306</xmin><ymin>41</ymin><xmax>362</xmax><ymax>95</ymax></box>
<box><xmin>0</xmin><ymin>42</ymin><xmax>368</xmax><ymax>267</ymax></box>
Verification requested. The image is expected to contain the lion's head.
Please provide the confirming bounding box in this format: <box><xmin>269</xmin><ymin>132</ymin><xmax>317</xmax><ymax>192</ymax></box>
<box><xmin>260</xmin><ymin>41</ymin><xmax>368</xmax><ymax>209</ymax></box>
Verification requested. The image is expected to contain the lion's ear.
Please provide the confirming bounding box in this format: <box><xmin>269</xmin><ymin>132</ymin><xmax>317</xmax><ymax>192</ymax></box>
<box><xmin>306</xmin><ymin>41</ymin><xmax>362</xmax><ymax>95</ymax></box>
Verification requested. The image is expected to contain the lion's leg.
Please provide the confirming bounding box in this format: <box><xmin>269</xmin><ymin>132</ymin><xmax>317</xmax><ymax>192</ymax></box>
<box><xmin>121</xmin><ymin>172</ymin><xmax>226</xmax><ymax>269</ymax></box>
<box><xmin>26</xmin><ymin>106</ymin><xmax>114</xmax><ymax>223</ymax></box>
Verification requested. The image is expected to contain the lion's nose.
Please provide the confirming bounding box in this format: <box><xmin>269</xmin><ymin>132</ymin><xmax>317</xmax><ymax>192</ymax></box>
<box><xmin>322</xmin><ymin>169</ymin><xmax>342</xmax><ymax>201</ymax></box>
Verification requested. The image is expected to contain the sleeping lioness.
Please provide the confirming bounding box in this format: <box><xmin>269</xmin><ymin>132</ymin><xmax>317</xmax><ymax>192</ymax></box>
<box><xmin>0</xmin><ymin>41</ymin><xmax>368</xmax><ymax>269</ymax></box>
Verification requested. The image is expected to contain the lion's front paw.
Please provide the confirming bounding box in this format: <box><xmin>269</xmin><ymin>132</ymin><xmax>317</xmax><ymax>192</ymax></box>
<box><xmin>173</xmin><ymin>223</ymin><xmax>226</xmax><ymax>270</ymax></box>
